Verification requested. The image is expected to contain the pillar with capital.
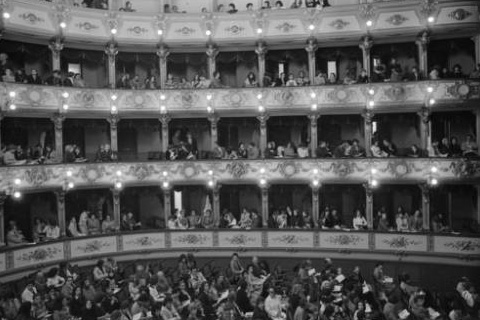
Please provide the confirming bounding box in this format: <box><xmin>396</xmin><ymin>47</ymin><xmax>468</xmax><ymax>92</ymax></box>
<box><xmin>255</xmin><ymin>41</ymin><xmax>268</xmax><ymax>87</ymax></box>
<box><xmin>308</xmin><ymin>114</ymin><xmax>320</xmax><ymax>158</ymax></box>
<box><xmin>112</xmin><ymin>188</ymin><xmax>121</xmax><ymax>227</ymax></box>
<box><xmin>306</xmin><ymin>37</ymin><xmax>318</xmax><ymax>84</ymax></box>
<box><xmin>212</xmin><ymin>185</ymin><xmax>221</xmax><ymax>227</ymax></box>
<box><xmin>257</xmin><ymin>114</ymin><xmax>269</xmax><ymax>158</ymax></box>
<box><xmin>416</xmin><ymin>31</ymin><xmax>430</xmax><ymax>79</ymax></box>
<box><xmin>157</xmin><ymin>44</ymin><xmax>170</xmax><ymax>89</ymax></box>
<box><xmin>0</xmin><ymin>193</ymin><xmax>6</xmax><ymax>244</ymax></box>
<box><xmin>163</xmin><ymin>188</ymin><xmax>171</xmax><ymax>226</ymax></box>
<box><xmin>49</xmin><ymin>36</ymin><xmax>64</xmax><ymax>72</ymax></box>
<box><xmin>159</xmin><ymin>114</ymin><xmax>171</xmax><ymax>160</ymax></box>
<box><xmin>107</xmin><ymin>114</ymin><xmax>120</xmax><ymax>156</ymax></box>
<box><xmin>54</xmin><ymin>191</ymin><xmax>66</xmax><ymax>236</ymax></box>
<box><xmin>418</xmin><ymin>106</ymin><xmax>430</xmax><ymax>155</ymax></box>
<box><xmin>208</xmin><ymin>114</ymin><xmax>220</xmax><ymax>151</ymax></box>
<box><xmin>261</xmin><ymin>186</ymin><xmax>269</xmax><ymax>228</ymax></box>
<box><xmin>419</xmin><ymin>184</ymin><xmax>430</xmax><ymax>231</ymax></box>
<box><xmin>362</xmin><ymin>109</ymin><xmax>374</xmax><ymax>156</ymax></box>
<box><xmin>105</xmin><ymin>40</ymin><xmax>118</xmax><ymax>89</ymax></box>
<box><xmin>472</xmin><ymin>35</ymin><xmax>480</xmax><ymax>65</ymax></box>
<box><xmin>311</xmin><ymin>185</ymin><xmax>320</xmax><ymax>227</ymax></box>
<box><xmin>359</xmin><ymin>36</ymin><xmax>373</xmax><ymax>77</ymax></box>
<box><xmin>51</xmin><ymin>113</ymin><xmax>65</xmax><ymax>161</ymax></box>
<box><xmin>363</xmin><ymin>184</ymin><xmax>374</xmax><ymax>230</ymax></box>
<box><xmin>206</xmin><ymin>42</ymin><xmax>219</xmax><ymax>80</ymax></box>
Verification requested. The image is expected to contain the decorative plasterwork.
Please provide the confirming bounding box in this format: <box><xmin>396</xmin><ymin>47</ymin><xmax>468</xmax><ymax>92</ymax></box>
<box><xmin>386</xmin><ymin>14</ymin><xmax>408</xmax><ymax>26</ymax></box>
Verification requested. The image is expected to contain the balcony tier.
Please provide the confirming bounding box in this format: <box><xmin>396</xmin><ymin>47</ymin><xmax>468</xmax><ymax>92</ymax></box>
<box><xmin>1</xmin><ymin>158</ymin><xmax>479</xmax><ymax>192</ymax></box>
<box><xmin>1</xmin><ymin>80</ymin><xmax>478</xmax><ymax>117</ymax></box>
<box><xmin>2</xmin><ymin>0</ymin><xmax>479</xmax><ymax>51</ymax></box>
<box><xmin>0</xmin><ymin>230</ymin><xmax>478</xmax><ymax>279</ymax></box>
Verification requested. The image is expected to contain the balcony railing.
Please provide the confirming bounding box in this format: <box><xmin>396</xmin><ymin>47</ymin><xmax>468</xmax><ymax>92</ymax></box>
<box><xmin>1</xmin><ymin>80</ymin><xmax>478</xmax><ymax>116</ymax></box>
<box><xmin>3</xmin><ymin>0</ymin><xmax>479</xmax><ymax>49</ymax></box>
<box><xmin>0</xmin><ymin>230</ymin><xmax>478</xmax><ymax>276</ymax></box>
<box><xmin>1</xmin><ymin>158</ymin><xmax>479</xmax><ymax>192</ymax></box>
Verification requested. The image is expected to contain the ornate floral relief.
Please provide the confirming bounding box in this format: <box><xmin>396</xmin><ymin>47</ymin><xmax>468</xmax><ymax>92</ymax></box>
<box><xmin>326</xmin><ymin>234</ymin><xmax>361</xmax><ymax>246</ymax></box>
<box><xmin>383</xmin><ymin>236</ymin><xmax>420</xmax><ymax>249</ymax></box>
<box><xmin>80</xmin><ymin>165</ymin><xmax>106</xmax><ymax>183</ymax></box>
<box><xmin>125</xmin><ymin>93</ymin><xmax>153</xmax><ymax>109</ymax></box>
<box><xmin>180</xmin><ymin>163</ymin><xmax>201</xmax><ymax>179</ymax></box>
<box><xmin>444</xmin><ymin>240</ymin><xmax>480</xmax><ymax>252</ymax></box>
<box><xmin>447</xmin><ymin>84</ymin><xmax>471</xmax><ymax>99</ymax></box>
<box><xmin>327</xmin><ymin>88</ymin><xmax>352</xmax><ymax>103</ymax></box>
<box><xmin>18</xmin><ymin>87</ymin><xmax>48</xmax><ymax>107</ymax></box>
<box><xmin>385</xmin><ymin>14</ymin><xmax>408</xmax><ymax>26</ymax></box>
<box><xmin>17</xmin><ymin>247</ymin><xmax>62</xmax><ymax>262</ymax></box>
<box><xmin>271</xmin><ymin>234</ymin><xmax>309</xmax><ymax>245</ymax></box>
<box><xmin>127</xmin><ymin>164</ymin><xmax>155</xmax><ymax>181</ymax></box>
<box><xmin>125</xmin><ymin>236</ymin><xmax>162</xmax><ymax>247</ymax></box>
<box><xmin>24</xmin><ymin>167</ymin><xmax>51</xmax><ymax>187</ymax></box>
<box><xmin>384</xmin><ymin>85</ymin><xmax>407</xmax><ymax>101</ymax></box>
<box><xmin>175</xmin><ymin>91</ymin><xmax>200</xmax><ymax>109</ymax></box>
<box><xmin>272</xmin><ymin>89</ymin><xmax>296</xmax><ymax>105</ymax></box>
<box><xmin>175</xmin><ymin>26</ymin><xmax>195</xmax><ymax>35</ymax></box>
<box><xmin>448</xmin><ymin>8</ymin><xmax>472</xmax><ymax>21</ymax></box>
<box><xmin>175</xmin><ymin>234</ymin><xmax>208</xmax><ymax>245</ymax></box>
<box><xmin>386</xmin><ymin>160</ymin><xmax>411</xmax><ymax>178</ymax></box>
<box><xmin>275</xmin><ymin>22</ymin><xmax>296</xmax><ymax>33</ymax></box>
<box><xmin>225</xmin><ymin>162</ymin><xmax>249</xmax><ymax>179</ymax></box>
<box><xmin>329</xmin><ymin>19</ymin><xmax>350</xmax><ymax>30</ymax></box>
<box><xmin>75</xmin><ymin>240</ymin><xmax>111</xmax><ymax>253</ymax></box>
<box><xmin>323</xmin><ymin>161</ymin><xmax>357</xmax><ymax>177</ymax></box>
<box><xmin>128</xmin><ymin>26</ymin><xmax>149</xmax><ymax>35</ymax></box>
<box><xmin>450</xmin><ymin>160</ymin><xmax>480</xmax><ymax>178</ymax></box>
<box><xmin>225</xmin><ymin>25</ymin><xmax>245</xmax><ymax>36</ymax></box>
<box><xmin>76</xmin><ymin>22</ymin><xmax>99</xmax><ymax>31</ymax></box>
<box><xmin>274</xmin><ymin>161</ymin><xmax>298</xmax><ymax>178</ymax></box>
<box><xmin>221</xmin><ymin>91</ymin><xmax>245</xmax><ymax>107</ymax></box>
<box><xmin>19</xmin><ymin>13</ymin><xmax>45</xmax><ymax>24</ymax></box>
<box><xmin>224</xmin><ymin>234</ymin><xmax>257</xmax><ymax>246</ymax></box>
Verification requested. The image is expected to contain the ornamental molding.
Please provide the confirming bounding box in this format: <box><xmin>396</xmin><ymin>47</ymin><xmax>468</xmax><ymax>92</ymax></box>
<box><xmin>448</xmin><ymin>8</ymin><xmax>472</xmax><ymax>21</ymax></box>
<box><xmin>385</xmin><ymin>14</ymin><xmax>408</xmax><ymax>26</ymax></box>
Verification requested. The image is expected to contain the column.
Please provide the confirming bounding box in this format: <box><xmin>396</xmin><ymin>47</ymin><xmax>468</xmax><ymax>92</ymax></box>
<box><xmin>416</xmin><ymin>31</ymin><xmax>430</xmax><ymax>79</ymax></box>
<box><xmin>212</xmin><ymin>185</ymin><xmax>221</xmax><ymax>227</ymax></box>
<box><xmin>157</xmin><ymin>44</ymin><xmax>170</xmax><ymax>89</ymax></box>
<box><xmin>51</xmin><ymin>113</ymin><xmax>65</xmax><ymax>161</ymax></box>
<box><xmin>255</xmin><ymin>41</ymin><xmax>268</xmax><ymax>87</ymax></box>
<box><xmin>311</xmin><ymin>185</ymin><xmax>320</xmax><ymax>228</ymax></box>
<box><xmin>257</xmin><ymin>114</ymin><xmax>269</xmax><ymax>158</ymax></box>
<box><xmin>163</xmin><ymin>188</ymin><xmax>171</xmax><ymax>226</ymax></box>
<box><xmin>472</xmin><ymin>35</ymin><xmax>480</xmax><ymax>65</ymax></box>
<box><xmin>48</xmin><ymin>36</ymin><xmax>63</xmax><ymax>72</ymax></box>
<box><xmin>364</xmin><ymin>184</ymin><xmax>374</xmax><ymax>230</ymax></box>
<box><xmin>159</xmin><ymin>114</ymin><xmax>171</xmax><ymax>160</ymax></box>
<box><xmin>261</xmin><ymin>186</ymin><xmax>269</xmax><ymax>228</ymax></box>
<box><xmin>476</xmin><ymin>185</ymin><xmax>480</xmax><ymax>226</ymax></box>
<box><xmin>206</xmin><ymin>43</ymin><xmax>219</xmax><ymax>80</ymax></box>
<box><xmin>418</xmin><ymin>106</ymin><xmax>430</xmax><ymax>155</ymax></box>
<box><xmin>359</xmin><ymin>36</ymin><xmax>373</xmax><ymax>77</ymax></box>
<box><xmin>54</xmin><ymin>191</ymin><xmax>66</xmax><ymax>236</ymax></box>
<box><xmin>362</xmin><ymin>109</ymin><xmax>374</xmax><ymax>156</ymax></box>
<box><xmin>208</xmin><ymin>114</ymin><xmax>219</xmax><ymax>151</ymax></box>
<box><xmin>107</xmin><ymin>114</ymin><xmax>120</xmax><ymax>156</ymax></box>
<box><xmin>420</xmin><ymin>184</ymin><xmax>430</xmax><ymax>231</ymax></box>
<box><xmin>0</xmin><ymin>193</ymin><xmax>6</xmax><ymax>244</ymax></box>
<box><xmin>309</xmin><ymin>114</ymin><xmax>320</xmax><ymax>158</ymax></box>
<box><xmin>475</xmin><ymin>110</ymin><xmax>480</xmax><ymax>150</ymax></box>
<box><xmin>112</xmin><ymin>189</ymin><xmax>121</xmax><ymax>227</ymax></box>
<box><xmin>105</xmin><ymin>41</ymin><xmax>118</xmax><ymax>89</ymax></box>
<box><xmin>305</xmin><ymin>37</ymin><xmax>318</xmax><ymax>84</ymax></box>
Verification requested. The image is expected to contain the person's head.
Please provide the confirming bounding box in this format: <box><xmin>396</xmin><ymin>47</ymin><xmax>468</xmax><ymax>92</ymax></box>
<box><xmin>268</xmin><ymin>287</ymin><xmax>276</xmax><ymax>297</ymax></box>
<box><xmin>246</xmin><ymin>3</ymin><xmax>253</xmax><ymax>10</ymax></box>
<box><xmin>275</xmin><ymin>1</ymin><xmax>283</xmax><ymax>8</ymax></box>
<box><xmin>288</xmin><ymin>73</ymin><xmax>294</xmax><ymax>80</ymax></box>
<box><xmin>263</xmin><ymin>1</ymin><xmax>270</xmax><ymax>8</ymax></box>
<box><xmin>228</xmin><ymin>3</ymin><xmax>236</xmax><ymax>11</ymax></box>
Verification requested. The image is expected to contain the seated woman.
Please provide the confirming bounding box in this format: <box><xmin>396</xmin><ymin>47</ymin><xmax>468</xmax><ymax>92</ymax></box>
<box><xmin>431</xmin><ymin>213</ymin><xmax>449</xmax><ymax>232</ymax></box>
<box><xmin>201</xmin><ymin>209</ymin><xmax>215</xmax><ymax>229</ymax></box>
<box><xmin>44</xmin><ymin>219</ymin><xmax>60</xmax><ymax>241</ymax></box>
<box><xmin>352</xmin><ymin>210</ymin><xmax>368</xmax><ymax>230</ymax></box>
<box><xmin>239</xmin><ymin>209</ymin><xmax>253</xmax><ymax>229</ymax></box>
<box><xmin>101</xmin><ymin>214</ymin><xmax>117</xmax><ymax>233</ymax></box>
<box><xmin>32</xmin><ymin>218</ymin><xmax>46</xmax><ymax>243</ymax></box>
<box><xmin>371</xmin><ymin>140</ymin><xmax>389</xmax><ymax>158</ymax></box>
<box><xmin>7</xmin><ymin>222</ymin><xmax>28</xmax><ymax>246</ymax></box>
<box><xmin>244</xmin><ymin>72</ymin><xmax>258</xmax><ymax>88</ymax></box>
<box><xmin>67</xmin><ymin>217</ymin><xmax>84</xmax><ymax>237</ymax></box>
<box><xmin>87</xmin><ymin>213</ymin><xmax>101</xmax><ymax>235</ymax></box>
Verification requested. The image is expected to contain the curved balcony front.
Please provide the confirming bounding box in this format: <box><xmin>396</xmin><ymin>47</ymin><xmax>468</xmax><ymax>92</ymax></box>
<box><xmin>1</xmin><ymin>80</ymin><xmax>478</xmax><ymax>117</ymax></box>
<box><xmin>0</xmin><ymin>230</ymin><xmax>478</xmax><ymax>281</ymax></box>
<box><xmin>2</xmin><ymin>0</ymin><xmax>479</xmax><ymax>50</ymax></box>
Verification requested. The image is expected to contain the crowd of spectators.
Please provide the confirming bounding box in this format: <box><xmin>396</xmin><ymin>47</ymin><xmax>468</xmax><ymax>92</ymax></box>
<box><xmin>0</xmin><ymin>143</ymin><xmax>59</xmax><ymax>166</ymax></box>
<box><xmin>0</xmin><ymin>252</ymin><xmax>478</xmax><ymax>320</ymax></box>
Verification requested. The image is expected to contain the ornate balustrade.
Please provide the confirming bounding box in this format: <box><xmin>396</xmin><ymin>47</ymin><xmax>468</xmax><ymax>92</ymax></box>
<box><xmin>0</xmin><ymin>230</ymin><xmax>478</xmax><ymax>278</ymax></box>
<box><xmin>2</xmin><ymin>0</ymin><xmax>479</xmax><ymax>50</ymax></box>
<box><xmin>1</xmin><ymin>158</ymin><xmax>479</xmax><ymax>192</ymax></box>
<box><xmin>1</xmin><ymin>80</ymin><xmax>477</xmax><ymax>117</ymax></box>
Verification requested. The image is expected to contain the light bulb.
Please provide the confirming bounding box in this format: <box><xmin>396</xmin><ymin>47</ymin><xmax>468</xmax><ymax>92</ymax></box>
<box><xmin>60</xmin><ymin>22</ymin><xmax>67</xmax><ymax>29</ymax></box>
<box><xmin>9</xmin><ymin>91</ymin><xmax>16</xmax><ymax>98</ymax></box>
<box><xmin>371</xmin><ymin>168</ymin><xmax>377</xmax><ymax>174</ymax></box>
<box><xmin>62</xmin><ymin>92</ymin><xmax>69</xmax><ymax>98</ymax></box>
<box><xmin>111</xmin><ymin>94</ymin><xmax>117</xmax><ymax>101</ymax></box>
<box><xmin>207</xmin><ymin>106</ymin><xmax>213</xmax><ymax>113</ymax></box>
<box><xmin>260</xmin><ymin>168</ymin><xmax>265</xmax><ymax>174</ymax></box>
<box><xmin>430</xmin><ymin>166</ymin><xmax>438</xmax><ymax>173</ymax></box>
<box><xmin>160</xmin><ymin>94</ymin><xmax>166</xmax><ymax>100</ymax></box>
<box><xmin>9</xmin><ymin>104</ymin><xmax>16</xmax><ymax>110</ymax></box>
<box><xmin>312</xmin><ymin>180</ymin><xmax>319</xmax><ymax>186</ymax></box>
<box><xmin>368</xmin><ymin>89</ymin><xmax>375</xmax><ymax>96</ymax></box>
<box><xmin>257</xmin><ymin>93</ymin><xmax>262</xmax><ymax>100</ymax></box>
<box><xmin>63</xmin><ymin>104</ymin><xmax>69</xmax><ymax>110</ymax></box>
<box><xmin>66</xmin><ymin>170</ymin><xmax>73</xmax><ymax>177</ymax></box>
<box><xmin>311</xmin><ymin>104</ymin><xmax>317</xmax><ymax>111</ymax></box>
<box><xmin>67</xmin><ymin>182</ymin><xmax>75</xmax><ymax>189</ymax></box>
<box><xmin>258</xmin><ymin>106</ymin><xmax>265</xmax><ymax>113</ymax></box>
<box><xmin>310</xmin><ymin>92</ymin><xmax>316</xmax><ymax>99</ymax></box>
<box><xmin>14</xmin><ymin>178</ymin><xmax>21</xmax><ymax>185</ymax></box>
<box><xmin>366</xmin><ymin>20</ymin><xmax>373</xmax><ymax>27</ymax></box>
<box><xmin>206</xmin><ymin>94</ymin><xmax>212</xmax><ymax>101</ymax></box>
<box><xmin>430</xmin><ymin>178</ymin><xmax>438</xmax><ymax>185</ymax></box>
<box><xmin>111</xmin><ymin>105</ymin><xmax>117</xmax><ymax>112</ymax></box>
<box><xmin>162</xmin><ymin>181</ymin><xmax>169</xmax><ymax>188</ymax></box>
<box><xmin>260</xmin><ymin>178</ymin><xmax>267</xmax><ymax>185</ymax></box>
<box><xmin>428</xmin><ymin>16</ymin><xmax>435</xmax><ymax>23</ymax></box>
<box><xmin>13</xmin><ymin>191</ymin><xmax>21</xmax><ymax>199</ymax></box>
<box><xmin>309</xmin><ymin>24</ymin><xmax>315</xmax><ymax>31</ymax></box>
<box><xmin>427</xmin><ymin>87</ymin><xmax>433</xmax><ymax>93</ymax></box>
<box><xmin>429</xmin><ymin>98</ymin><xmax>435</xmax><ymax>105</ymax></box>
<box><xmin>313</xmin><ymin>169</ymin><xmax>319</xmax><ymax>175</ymax></box>
<box><xmin>160</xmin><ymin>105</ymin><xmax>166</xmax><ymax>113</ymax></box>
<box><xmin>369</xmin><ymin>100</ymin><xmax>375</xmax><ymax>107</ymax></box>
<box><xmin>206</xmin><ymin>30</ymin><xmax>212</xmax><ymax>36</ymax></box>
<box><xmin>3</xmin><ymin>12</ymin><xmax>10</xmax><ymax>19</ymax></box>
<box><xmin>111</xmin><ymin>28</ymin><xmax>117</xmax><ymax>34</ymax></box>
<box><xmin>208</xmin><ymin>170</ymin><xmax>213</xmax><ymax>176</ymax></box>
<box><xmin>116</xmin><ymin>170</ymin><xmax>122</xmax><ymax>176</ymax></box>
<box><xmin>157</xmin><ymin>29</ymin><xmax>163</xmax><ymax>35</ymax></box>
<box><xmin>208</xmin><ymin>180</ymin><xmax>214</xmax><ymax>187</ymax></box>
<box><xmin>115</xmin><ymin>181</ymin><xmax>122</xmax><ymax>189</ymax></box>
<box><xmin>163</xmin><ymin>171</ymin><xmax>168</xmax><ymax>177</ymax></box>
<box><xmin>256</xmin><ymin>28</ymin><xmax>263</xmax><ymax>34</ymax></box>
<box><xmin>371</xmin><ymin>179</ymin><xmax>378</xmax><ymax>187</ymax></box>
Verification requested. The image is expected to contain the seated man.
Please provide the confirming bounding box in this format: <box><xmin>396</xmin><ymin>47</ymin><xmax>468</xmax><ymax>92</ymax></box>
<box><xmin>264</xmin><ymin>288</ymin><xmax>286</xmax><ymax>320</ymax></box>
